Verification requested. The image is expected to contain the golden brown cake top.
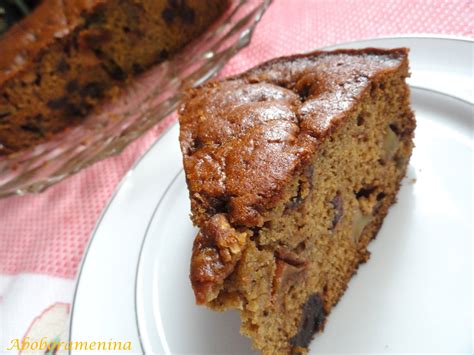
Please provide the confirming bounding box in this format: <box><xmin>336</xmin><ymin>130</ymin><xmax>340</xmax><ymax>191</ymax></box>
<box><xmin>179</xmin><ymin>48</ymin><xmax>409</xmax><ymax>229</ymax></box>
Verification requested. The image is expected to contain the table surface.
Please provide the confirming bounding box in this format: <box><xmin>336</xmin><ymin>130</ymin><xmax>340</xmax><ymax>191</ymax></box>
<box><xmin>0</xmin><ymin>0</ymin><xmax>472</xmax><ymax>351</ymax></box>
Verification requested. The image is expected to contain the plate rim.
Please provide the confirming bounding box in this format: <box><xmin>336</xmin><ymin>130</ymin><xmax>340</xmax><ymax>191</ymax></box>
<box><xmin>135</xmin><ymin>169</ymin><xmax>184</xmax><ymax>354</ymax></box>
<box><xmin>321</xmin><ymin>33</ymin><xmax>474</xmax><ymax>47</ymax></box>
<box><xmin>69</xmin><ymin>34</ymin><xmax>474</xmax><ymax>352</ymax></box>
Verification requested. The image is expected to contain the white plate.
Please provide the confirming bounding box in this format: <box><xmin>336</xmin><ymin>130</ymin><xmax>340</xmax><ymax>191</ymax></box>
<box><xmin>70</xmin><ymin>36</ymin><xmax>474</xmax><ymax>354</ymax></box>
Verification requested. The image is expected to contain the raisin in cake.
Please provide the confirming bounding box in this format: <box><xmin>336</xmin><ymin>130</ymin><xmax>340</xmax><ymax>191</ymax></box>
<box><xmin>179</xmin><ymin>48</ymin><xmax>415</xmax><ymax>354</ymax></box>
<box><xmin>0</xmin><ymin>0</ymin><xmax>228</xmax><ymax>156</ymax></box>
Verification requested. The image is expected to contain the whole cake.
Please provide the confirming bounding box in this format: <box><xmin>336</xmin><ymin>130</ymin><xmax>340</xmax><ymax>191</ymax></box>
<box><xmin>0</xmin><ymin>0</ymin><xmax>228</xmax><ymax>156</ymax></box>
<box><xmin>179</xmin><ymin>48</ymin><xmax>415</xmax><ymax>353</ymax></box>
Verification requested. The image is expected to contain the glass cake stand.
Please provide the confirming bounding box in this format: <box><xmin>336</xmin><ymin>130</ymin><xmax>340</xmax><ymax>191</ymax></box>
<box><xmin>0</xmin><ymin>0</ymin><xmax>271</xmax><ymax>198</ymax></box>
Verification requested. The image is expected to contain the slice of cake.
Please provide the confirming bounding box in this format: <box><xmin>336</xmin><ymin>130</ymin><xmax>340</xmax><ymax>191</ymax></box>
<box><xmin>179</xmin><ymin>48</ymin><xmax>415</xmax><ymax>354</ymax></box>
<box><xmin>0</xmin><ymin>0</ymin><xmax>228</xmax><ymax>155</ymax></box>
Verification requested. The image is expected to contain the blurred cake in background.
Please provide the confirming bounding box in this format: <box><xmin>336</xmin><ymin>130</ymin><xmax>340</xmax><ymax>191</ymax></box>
<box><xmin>0</xmin><ymin>0</ymin><xmax>228</xmax><ymax>156</ymax></box>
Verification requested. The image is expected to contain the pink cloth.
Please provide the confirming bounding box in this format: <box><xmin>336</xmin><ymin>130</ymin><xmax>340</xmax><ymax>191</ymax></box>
<box><xmin>0</xmin><ymin>0</ymin><xmax>472</xmax><ymax>329</ymax></box>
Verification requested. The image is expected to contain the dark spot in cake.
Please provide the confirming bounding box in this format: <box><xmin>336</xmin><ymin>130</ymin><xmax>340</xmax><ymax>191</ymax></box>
<box><xmin>180</xmin><ymin>7</ymin><xmax>196</xmax><ymax>24</ymax></box>
<box><xmin>255</xmin><ymin>242</ymin><xmax>264</xmax><ymax>251</ymax></box>
<box><xmin>164</xmin><ymin>1</ymin><xmax>196</xmax><ymax>25</ymax></box>
<box><xmin>207</xmin><ymin>196</ymin><xmax>230</xmax><ymax>215</ymax></box>
<box><xmin>34</xmin><ymin>73</ymin><xmax>42</xmax><ymax>86</ymax></box>
<box><xmin>161</xmin><ymin>7</ymin><xmax>175</xmax><ymax>24</ymax></box>
<box><xmin>297</xmin><ymin>85</ymin><xmax>310</xmax><ymax>101</ymax></box>
<box><xmin>401</xmin><ymin>126</ymin><xmax>414</xmax><ymax>139</ymax></box>
<box><xmin>394</xmin><ymin>155</ymin><xmax>408</xmax><ymax>170</ymax></box>
<box><xmin>373</xmin><ymin>192</ymin><xmax>387</xmax><ymax>213</ymax></box>
<box><xmin>132</xmin><ymin>63</ymin><xmax>145</xmax><ymax>75</ymax></box>
<box><xmin>56</xmin><ymin>59</ymin><xmax>70</xmax><ymax>73</ymax></box>
<box><xmin>85</xmin><ymin>9</ymin><xmax>106</xmax><ymax>26</ymax></box>
<box><xmin>289</xmin><ymin>293</ymin><xmax>326</xmax><ymax>349</ymax></box>
<box><xmin>63</xmin><ymin>40</ymin><xmax>74</xmax><ymax>56</ymax></box>
<box><xmin>294</xmin><ymin>73</ymin><xmax>324</xmax><ymax>101</ymax></box>
<box><xmin>379</xmin><ymin>82</ymin><xmax>385</xmax><ymax>90</ymax></box>
<box><xmin>66</xmin><ymin>80</ymin><xmax>80</xmax><ymax>93</ymax></box>
<box><xmin>46</xmin><ymin>97</ymin><xmax>68</xmax><ymax>110</ymax></box>
<box><xmin>250</xmin><ymin>226</ymin><xmax>262</xmax><ymax>237</ymax></box>
<box><xmin>356</xmin><ymin>186</ymin><xmax>376</xmax><ymax>199</ymax></box>
<box><xmin>20</xmin><ymin>114</ymin><xmax>45</xmax><ymax>136</ymax></box>
<box><xmin>20</xmin><ymin>123</ymin><xmax>43</xmax><ymax>136</ymax></box>
<box><xmin>168</xmin><ymin>0</ymin><xmax>182</xmax><ymax>7</ymax></box>
<box><xmin>92</xmin><ymin>46</ymin><xmax>104</xmax><ymax>57</ymax></box>
<box><xmin>286</xmin><ymin>187</ymin><xmax>305</xmax><ymax>211</ymax></box>
<box><xmin>64</xmin><ymin>102</ymin><xmax>90</xmax><ymax>117</ymax></box>
<box><xmin>107</xmin><ymin>64</ymin><xmax>126</xmax><ymax>81</ymax></box>
<box><xmin>376</xmin><ymin>192</ymin><xmax>386</xmax><ymax>201</ymax></box>
<box><xmin>356</xmin><ymin>113</ymin><xmax>365</xmax><ymax>126</ymax></box>
<box><xmin>295</xmin><ymin>240</ymin><xmax>306</xmax><ymax>253</ymax></box>
<box><xmin>370</xmin><ymin>82</ymin><xmax>378</xmax><ymax>98</ymax></box>
<box><xmin>189</xmin><ymin>137</ymin><xmax>204</xmax><ymax>154</ymax></box>
<box><xmin>285</xmin><ymin>165</ymin><xmax>314</xmax><ymax>212</ymax></box>
<box><xmin>156</xmin><ymin>49</ymin><xmax>169</xmax><ymax>62</ymax></box>
<box><xmin>286</xmin><ymin>191</ymin><xmax>304</xmax><ymax>211</ymax></box>
<box><xmin>249</xmin><ymin>228</ymin><xmax>263</xmax><ymax>250</ymax></box>
<box><xmin>123</xmin><ymin>26</ymin><xmax>131</xmax><ymax>33</ymax></box>
<box><xmin>330</xmin><ymin>193</ymin><xmax>343</xmax><ymax>229</ymax></box>
<box><xmin>262</xmin><ymin>221</ymin><xmax>272</xmax><ymax>230</ymax></box>
<box><xmin>389</xmin><ymin>123</ymin><xmax>400</xmax><ymax>135</ymax></box>
<box><xmin>251</xmin><ymin>203</ymin><xmax>265</xmax><ymax>216</ymax></box>
<box><xmin>79</xmin><ymin>82</ymin><xmax>105</xmax><ymax>99</ymax></box>
<box><xmin>64</xmin><ymin>103</ymin><xmax>85</xmax><ymax>117</ymax></box>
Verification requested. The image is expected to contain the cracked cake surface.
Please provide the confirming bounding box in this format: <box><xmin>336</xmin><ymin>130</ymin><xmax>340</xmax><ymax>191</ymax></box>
<box><xmin>179</xmin><ymin>48</ymin><xmax>415</xmax><ymax>353</ymax></box>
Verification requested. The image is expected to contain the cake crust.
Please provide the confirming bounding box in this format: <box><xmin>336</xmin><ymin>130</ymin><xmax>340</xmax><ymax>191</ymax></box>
<box><xmin>180</xmin><ymin>48</ymin><xmax>409</xmax><ymax>228</ymax></box>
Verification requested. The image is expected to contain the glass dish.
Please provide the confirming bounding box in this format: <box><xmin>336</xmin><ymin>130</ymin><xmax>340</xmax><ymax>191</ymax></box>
<box><xmin>0</xmin><ymin>0</ymin><xmax>271</xmax><ymax>198</ymax></box>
